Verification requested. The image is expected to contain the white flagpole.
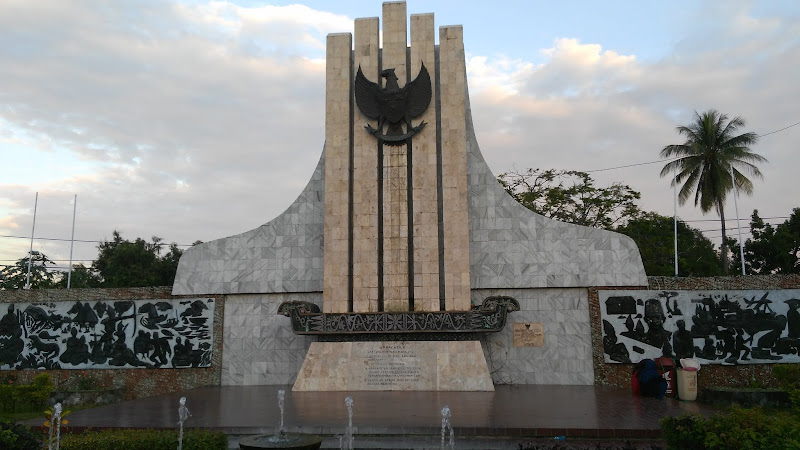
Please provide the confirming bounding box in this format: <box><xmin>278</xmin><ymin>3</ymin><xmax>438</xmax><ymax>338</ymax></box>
<box><xmin>67</xmin><ymin>195</ymin><xmax>77</xmax><ymax>289</ymax></box>
<box><xmin>25</xmin><ymin>192</ymin><xmax>39</xmax><ymax>289</ymax></box>
<box><xmin>730</xmin><ymin>166</ymin><xmax>745</xmax><ymax>275</ymax></box>
<box><xmin>673</xmin><ymin>172</ymin><xmax>679</xmax><ymax>276</ymax></box>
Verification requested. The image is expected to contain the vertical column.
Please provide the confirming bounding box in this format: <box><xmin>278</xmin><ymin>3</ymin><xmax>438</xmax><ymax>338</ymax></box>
<box><xmin>439</xmin><ymin>26</ymin><xmax>471</xmax><ymax>311</ymax></box>
<box><xmin>352</xmin><ymin>18</ymin><xmax>380</xmax><ymax>312</ymax></box>
<box><xmin>323</xmin><ymin>32</ymin><xmax>353</xmax><ymax>313</ymax></box>
<box><xmin>410</xmin><ymin>13</ymin><xmax>439</xmax><ymax>312</ymax></box>
<box><xmin>382</xmin><ymin>1</ymin><xmax>409</xmax><ymax>312</ymax></box>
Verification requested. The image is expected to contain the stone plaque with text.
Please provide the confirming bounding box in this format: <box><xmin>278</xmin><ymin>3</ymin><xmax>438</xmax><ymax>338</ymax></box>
<box><xmin>293</xmin><ymin>341</ymin><xmax>494</xmax><ymax>391</ymax></box>
<box><xmin>513</xmin><ymin>322</ymin><xmax>544</xmax><ymax>347</ymax></box>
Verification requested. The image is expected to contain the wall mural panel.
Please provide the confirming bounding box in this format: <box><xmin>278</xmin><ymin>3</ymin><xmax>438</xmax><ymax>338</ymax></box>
<box><xmin>599</xmin><ymin>290</ymin><xmax>800</xmax><ymax>364</ymax></box>
<box><xmin>0</xmin><ymin>298</ymin><xmax>214</xmax><ymax>370</ymax></box>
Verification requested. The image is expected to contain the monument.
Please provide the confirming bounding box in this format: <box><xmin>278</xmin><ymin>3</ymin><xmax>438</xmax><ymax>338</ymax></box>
<box><xmin>172</xmin><ymin>2</ymin><xmax>646</xmax><ymax>389</ymax></box>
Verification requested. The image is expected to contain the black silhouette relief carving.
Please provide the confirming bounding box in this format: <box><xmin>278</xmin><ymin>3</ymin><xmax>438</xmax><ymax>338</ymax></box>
<box><xmin>600</xmin><ymin>290</ymin><xmax>800</xmax><ymax>364</ymax></box>
<box><xmin>0</xmin><ymin>298</ymin><xmax>214</xmax><ymax>370</ymax></box>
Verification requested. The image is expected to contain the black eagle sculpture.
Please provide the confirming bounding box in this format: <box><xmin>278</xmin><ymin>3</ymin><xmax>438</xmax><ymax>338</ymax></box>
<box><xmin>354</xmin><ymin>62</ymin><xmax>432</xmax><ymax>145</ymax></box>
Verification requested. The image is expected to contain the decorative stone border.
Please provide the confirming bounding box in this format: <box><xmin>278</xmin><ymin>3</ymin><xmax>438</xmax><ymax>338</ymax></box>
<box><xmin>277</xmin><ymin>296</ymin><xmax>519</xmax><ymax>335</ymax></box>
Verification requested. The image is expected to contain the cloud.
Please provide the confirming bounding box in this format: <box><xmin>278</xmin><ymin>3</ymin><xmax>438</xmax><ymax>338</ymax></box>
<box><xmin>0</xmin><ymin>0</ymin><xmax>345</xmax><ymax>264</ymax></box>
<box><xmin>467</xmin><ymin>5</ymin><xmax>799</xmax><ymax>240</ymax></box>
<box><xmin>1</xmin><ymin>0</ymin><xmax>798</xmax><ymax>269</ymax></box>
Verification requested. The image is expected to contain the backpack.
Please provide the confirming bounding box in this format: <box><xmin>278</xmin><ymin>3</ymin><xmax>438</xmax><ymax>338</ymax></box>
<box><xmin>631</xmin><ymin>360</ymin><xmax>646</xmax><ymax>395</ymax></box>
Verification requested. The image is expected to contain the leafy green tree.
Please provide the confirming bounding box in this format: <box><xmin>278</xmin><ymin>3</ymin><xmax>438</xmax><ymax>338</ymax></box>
<box><xmin>659</xmin><ymin>109</ymin><xmax>766</xmax><ymax>273</ymax></box>
<box><xmin>0</xmin><ymin>251</ymin><xmax>59</xmax><ymax>290</ymax></box>
<box><xmin>616</xmin><ymin>212</ymin><xmax>723</xmax><ymax>276</ymax></box>
<box><xmin>498</xmin><ymin>168</ymin><xmax>642</xmax><ymax>228</ymax></box>
<box><xmin>92</xmin><ymin>231</ymin><xmax>185</xmax><ymax>287</ymax></box>
<box><xmin>53</xmin><ymin>263</ymin><xmax>103</xmax><ymax>288</ymax></box>
<box><xmin>729</xmin><ymin>208</ymin><xmax>800</xmax><ymax>274</ymax></box>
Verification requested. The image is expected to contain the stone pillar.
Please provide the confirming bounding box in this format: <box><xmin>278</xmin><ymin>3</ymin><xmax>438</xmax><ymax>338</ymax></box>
<box><xmin>410</xmin><ymin>13</ymin><xmax>439</xmax><ymax>312</ymax></box>
<box><xmin>322</xmin><ymin>3</ymin><xmax>472</xmax><ymax>314</ymax></box>
<box><xmin>322</xmin><ymin>32</ymin><xmax>352</xmax><ymax>314</ymax></box>
<box><xmin>352</xmin><ymin>18</ymin><xmax>380</xmax><ymax>312</ymax></box>
<box><xmin>439</xmin><ymin>26</ymin><xmax>471</xmax><ymax>311</ymax></box>
<box><xmin>381</xmin><ymin>1</ymin><xmax>410</xmax><ymax>312</ymax></box>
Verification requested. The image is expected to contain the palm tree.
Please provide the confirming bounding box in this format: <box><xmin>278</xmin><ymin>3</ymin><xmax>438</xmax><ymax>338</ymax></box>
<box><xmin>659</xmin><ymin>109</ymin><xmax>766</xmax><ymax>273</ymax></box>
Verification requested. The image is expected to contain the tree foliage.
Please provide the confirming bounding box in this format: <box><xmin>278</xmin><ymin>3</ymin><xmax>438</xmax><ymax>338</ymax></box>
<box><xmin>616</xmin><ymin>212</ymin><xmax>723</xmax><ymax>276</ymax></box>
<box><xmin>0</xmin><ymin>251</ymin><xmax>59</xmax><ymax>290</ymax></box>
<box><xmin>498</xmin><ymin>168</ymin><xmax>642</xmax><ymax>228</ymax></box>
<box><xmin>730</xmin><ymin>208</ymin><xmax>800</xmax><ymax>274</ymax></box>
<box><xmin>92</xmin><ymin>231</ymin><xmax>185</xmax><ymax>287</ymax></box>
<box><xmin>54</xmin><ymin>263</ymin><xmax>103</xmax><ymax>289</ymax></box>
<box><xmin>659</xmin><ymin>109</ymin><xmax>766</xmax><ymax>273</ymax></box>
<box><xmin>0</xmin><ymin>231</ymin><xmax>192</xmax><ymax>290</ymax></box>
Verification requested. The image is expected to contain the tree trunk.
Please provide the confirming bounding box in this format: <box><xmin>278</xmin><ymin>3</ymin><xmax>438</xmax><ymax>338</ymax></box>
<box><xmin>719</xmin><ymin>207</ymin><xmax>729</xmax><ymax>274</ymax></box>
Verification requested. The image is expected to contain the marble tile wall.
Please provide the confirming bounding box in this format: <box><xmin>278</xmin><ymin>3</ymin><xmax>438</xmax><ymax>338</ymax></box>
<box><xmin>221</xmin><ymin>293</ymin><xmax>320</xmax><ymax>386</ymax></box>
<box><xmin>474</xmin><ymin>288</ymin><xmax>595</xmax><ymax>385</ymax></box>
<box><xmin>221</xmin><ymin>287</ymin><xmax>595</xmax><ymax>386</ymax></box>
<box><xmin>463</xmin><ymin>91</ymin><xmax>647</xmax><ymax>289</ymax></box>
<box><xmin>171</xmin><ymin>152</ymin><xmax>324</xmax><ymax>296</ymax></box>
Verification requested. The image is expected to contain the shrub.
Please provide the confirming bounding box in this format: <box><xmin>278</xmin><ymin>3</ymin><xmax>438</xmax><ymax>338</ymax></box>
<box><xmin>773</xmin><ymin>363</ymin><xmax>800</xmax><ymax>413</ymax></box>
<box><xmin>661</xmin><ymin>405</ymin><xmax>800</xmax><ymax>450</ymax></box>
<box><xmin>659</xmin><ymin>414</ymin><xmax>706</xmax><ymax>449</ymax></box>
<box><xmin>773</xmin><ymin>363</ymin><xmax>800</xmax><ymax>390</ymax></box>
<box><xmin>0</xmin><ymin>374</ymin><xmax>53</xmax><ymax>414</ymax></box>
<box><xmin>59</xmin><ymin>428</ymin><xmax>228</xmax><ymax>450</ymax></box>
<box><xmin>0</xmin><ymin>421</ymin><xmax>43</xmax><ymax>450</ymax></box>
<box><xmin>75</xmin><ymin>371</ymin><xmax>100</xmax><ymax>391</ymax></box>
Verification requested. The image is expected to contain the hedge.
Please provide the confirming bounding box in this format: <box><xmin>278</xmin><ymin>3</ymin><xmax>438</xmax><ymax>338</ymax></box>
<box><xmin>59</xmin><ymin>428</ymin><xmax>228</xmax><ymax>450</ymax></box>
<box><xmin>660</xmin><ymin>406</ymin><xmax>800</xmax><ymax>450</ymax></box>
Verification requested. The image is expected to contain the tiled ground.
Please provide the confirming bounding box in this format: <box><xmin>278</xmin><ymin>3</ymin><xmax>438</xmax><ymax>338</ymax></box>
<box><xmin>54</xmin><ymin>384</ymin><xmax>718</xmax><ymax>442</ymax></box>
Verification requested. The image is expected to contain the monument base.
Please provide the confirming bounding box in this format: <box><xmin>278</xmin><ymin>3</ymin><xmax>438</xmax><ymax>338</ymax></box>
<box><xmin>293</xmin><ymin>341</ymin><xmax>494</xmax><ymax>391</ymax></box>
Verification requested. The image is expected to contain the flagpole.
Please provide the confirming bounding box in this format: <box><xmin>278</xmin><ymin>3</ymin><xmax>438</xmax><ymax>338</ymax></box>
<box><xmin>730</xmin><ymin>166</ymin><xmax>745</xmax><ymax>275</ymax></box>
<box><xmin>673</xmin><ymin>172</ymin><xmax>679</xmax><ymax>276</ymax></box>
<box><xmin>25</xmin><ymin>192</ymin><xmax>39</xmax><ymax>289</ymax></box>
<box><xmin>67</xmin><ymin>195</ymin><xmax>77</xmax><ymax>289</ymax></box>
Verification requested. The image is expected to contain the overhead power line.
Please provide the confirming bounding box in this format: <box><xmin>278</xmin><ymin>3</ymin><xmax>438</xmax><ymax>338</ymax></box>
<box><xmin>0</xmin><ymin>234</ymin><xmax>195</xmax><ymax>248</ymax></box>
<box><xmin>758</xmin><ymin>120</ymin><xmax>800</xmax><ymax>138</ymax></box>
<box><xmin>582</xmin><ymin>119</ymin><xmax>799</xmax><ymax>174</ymax></box>
<box><xmin>683</xmin><ymin>216</ymin><xmax>789</xmax><ymax>223</ymax></box>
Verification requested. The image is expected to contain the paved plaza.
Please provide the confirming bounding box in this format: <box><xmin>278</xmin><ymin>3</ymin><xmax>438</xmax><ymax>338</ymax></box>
<box><xmin>51</xmin><ymin>384</ymin><xmax>719</xmax><ymax>448</ymax></box>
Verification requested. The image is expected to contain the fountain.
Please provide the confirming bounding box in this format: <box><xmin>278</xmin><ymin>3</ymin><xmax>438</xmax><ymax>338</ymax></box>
<box><xmin>440</xmin><ymin>405</ymin><xmax>454</xmax><ymax>450</ymax></box>
<box><xmin>178</xmin><ymin>397</ymin><xmax>191</xmax><ymax>450</ymax></box>
<box><xmin>48</xmin><ymin>402</ymin><xmax>62</xmax><ymax>450</ymax></box>
<box><xmin>341</xmin><ymin>396</ymin><xmax>354</xmax><ymax>450</ymax></box>
<box><xmin>239</xmin><ymin>389</ymin><xmax>322</xmax><ymax>450</ymax></box>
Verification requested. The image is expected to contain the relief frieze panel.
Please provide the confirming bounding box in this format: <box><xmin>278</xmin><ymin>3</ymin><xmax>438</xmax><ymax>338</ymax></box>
<box><xmin>0</xmin><ymin>298</ymin><xmax>214</xmax><ymax>370</ymax></box>
<box><xmin>600</xmin><ymin>290</ymin><xmax>800</xmax><ymax>364</ymax></box>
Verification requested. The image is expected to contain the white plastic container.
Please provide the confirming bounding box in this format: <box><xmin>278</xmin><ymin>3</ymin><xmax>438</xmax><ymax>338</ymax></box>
<box><xmin>677</xmin><ymin>368</ymin><xmax>698</xmax><ymax>401</ymax></box>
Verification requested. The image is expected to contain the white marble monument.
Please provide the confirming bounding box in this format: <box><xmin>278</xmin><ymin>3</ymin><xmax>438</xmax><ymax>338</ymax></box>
<box><xmin>172</xmin><ymin>2</ymin><xmax>646</xmax><ymax>389</ymax></box>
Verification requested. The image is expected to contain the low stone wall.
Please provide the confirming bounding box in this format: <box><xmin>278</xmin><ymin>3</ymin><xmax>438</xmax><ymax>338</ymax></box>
<box><xmin>590</xmin><ymin>274</ymin><xmax>800</xmax><ymax>390</ymax></box>
<box><xmin>0</xmin><ymin>287</ymin><xmax>223</xmax><ymax>400</ymax></box>
<box><xmin>50</xmin><ymin>388</ymin><xmax>125</xmax><ymax>407</ymax></box>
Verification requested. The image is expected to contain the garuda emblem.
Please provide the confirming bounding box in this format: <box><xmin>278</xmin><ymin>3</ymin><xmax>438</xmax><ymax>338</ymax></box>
<box><xmin>354</xmin><ymin>63</ymin><xmax>432</xmax><ymax>145</ymax></box>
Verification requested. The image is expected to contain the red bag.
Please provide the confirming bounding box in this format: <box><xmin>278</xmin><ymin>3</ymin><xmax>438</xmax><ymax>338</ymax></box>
<box><xmin>655</xmin><ymin>357</ymin><xmax>677</xmax><ymax>398</ymax></box>
<box><xmin>631</xmin><ymin>370</ymin><xmax>641</xmax><ymax>395</ymax></box>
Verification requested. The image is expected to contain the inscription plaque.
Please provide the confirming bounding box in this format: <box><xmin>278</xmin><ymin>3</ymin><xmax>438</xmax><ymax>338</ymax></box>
<box><xmin>365</xmin><ymin>343</ymin><xmax>422</xmax><ymax>387</ymax></box>
<box><xmin>513</xmin><ymin>322</ymin><xmax>544</xmax><ymax>347</ymax></box>
<box><xmin>293</xmin><ymin>341</ymin><xmax>494</xmax><ymax>391</ymax></box>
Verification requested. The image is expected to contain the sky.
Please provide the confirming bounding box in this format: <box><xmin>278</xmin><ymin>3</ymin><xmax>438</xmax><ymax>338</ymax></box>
<box><xmin>1</xmin><ymin>0</ymin><xmax>799</xmax><ymax>272</ymax></box>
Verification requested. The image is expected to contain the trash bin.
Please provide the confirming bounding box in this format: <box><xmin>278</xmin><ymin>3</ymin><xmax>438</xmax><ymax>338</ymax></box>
<box><xmin>677</xmin><ymin>368</ymin><xmax>698</xmax><ymax>401</ymax></box>
<box><xmin>655</xmin><ymin>357</ymin><xmax>677</xmax><ymax>398</ymax></box>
